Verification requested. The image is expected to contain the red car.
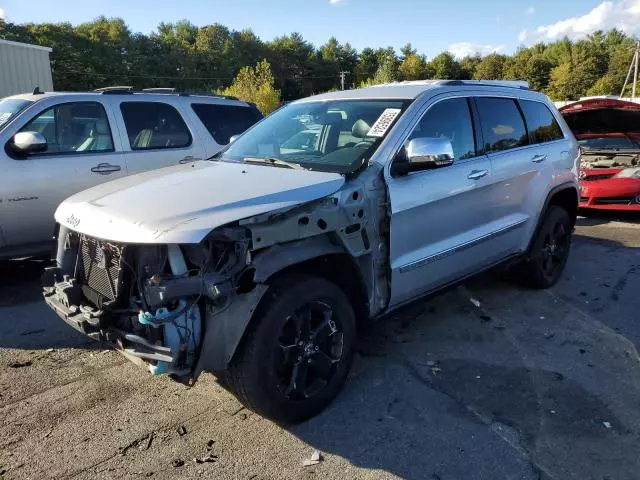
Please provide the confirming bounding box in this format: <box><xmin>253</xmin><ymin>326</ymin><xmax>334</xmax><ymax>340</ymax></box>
<box><xmin>560</xmin><ymin>98</ymin><xmax>640</xmax><ymax>212</ymax></box>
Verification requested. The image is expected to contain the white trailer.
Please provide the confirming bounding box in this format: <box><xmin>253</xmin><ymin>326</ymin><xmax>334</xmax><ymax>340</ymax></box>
<box><xmin>0</xmin><ymin>39</ymin><xmax>53</xmax><ymax>98</ymax></box>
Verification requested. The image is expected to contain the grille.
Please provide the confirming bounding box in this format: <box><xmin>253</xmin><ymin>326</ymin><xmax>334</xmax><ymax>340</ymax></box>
<box><xmin>594</xmin><ymin>196</ymin><xmax>635</xmax><ymax>205</ymax></box>
<box><xmin>579</xmin><ymin>197</ymin><xmax>589</xmax><ymax>203</ymax></box>
<box><xmin>584</xmin><ymin>173</ymin><xmax>615</xmax><ymax>181</ymax></box>
<box><xmin>77</xmin><ymin>235</ymin><xmax>125</xmax><ymax>304</ymax></box>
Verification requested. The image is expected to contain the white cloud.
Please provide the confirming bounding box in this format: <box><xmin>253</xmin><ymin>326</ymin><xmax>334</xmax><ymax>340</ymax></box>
<box><xmin>329</xmin><ymin>0</ymin><xmax>346</xmax><ymax>4</ymax></box>
<box><xmin>448</xmin><ymin>42</ymin><xmax>506</xmax><ymax>58</ymax></box>
<box><xmin>519</xmin><ymin>0</ymin><xmax>640</xmax><ymax>44</ymax></box>
<box><xmin>0</xmin><ymin>8</ymin><xmax>5</xmax><ymax>19</ymax></box>
<box><xmin>525</xmin><ymin>5</ymin><xmax>536</xmax><ymax>15</ymax></box>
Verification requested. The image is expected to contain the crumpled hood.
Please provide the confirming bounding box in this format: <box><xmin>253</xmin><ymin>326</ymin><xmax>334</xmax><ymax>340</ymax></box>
<box><xmin>55</xmin><ymin>161</ymin><xmax>344</xmax><ymax>244</ymax></box>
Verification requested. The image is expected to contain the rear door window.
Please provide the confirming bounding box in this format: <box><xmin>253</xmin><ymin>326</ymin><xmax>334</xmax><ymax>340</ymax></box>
<box><xmin>120</xmin><ymin>102</ymin><xmax>191</xmax><ymax>150</ymax></box>
<box><xmin>519</xmin><ymin>100</ymin><xmax>564</xmax><ymax>144</ymax></box>
<box><xmin>191</xmin><ymin>103</ymin><xmax>262</xmax><ymax>145</ymax></box>
<box><xmin>476</xmin><ymin>97</ymin><xmax>528</xmax><ymax>153</ymax></box>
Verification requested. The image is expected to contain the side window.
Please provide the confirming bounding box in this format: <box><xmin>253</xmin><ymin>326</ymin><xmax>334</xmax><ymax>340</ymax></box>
<box><xmin>519</xmin><ymin>100</ymin><xmax>564</xmax><ymax>144</ymax></box>
<box><xmin>19</xmin><ymin>102</ymin><xmax>114</xmax><ymax>155</ymax></box>
<box><xmin>476</xmin><ymin>97</ymin><xmax>528</xmax><ymax>153</ymax></box>
<box><xmin>409</xmin><ymin>97</ymin><xmax>476</xmax><ymax>160</ymax></box>
<box><xmin>191</xmin><ymin>103</ymin><xmax>261</xmax><ymax>145</ymax></box>
<box><xmin>120</xmin><ymin>102</ymin><xmax>191</xmax><ymax>150</ymax></box>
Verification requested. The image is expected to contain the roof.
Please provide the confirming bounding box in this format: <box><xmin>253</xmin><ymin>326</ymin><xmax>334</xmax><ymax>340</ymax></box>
<box><xmin>0</xmin><ymin>39</ymin><xmax>53</xmax><ymax>53</ymax></box>
<box><xmin>297</xmin><ymin>80</ymin><xmax>531</xmax><ymax>102</ymax></box>
<box><xmin>4</xmin><ymin>90</ymin><xmax>251</xmax><ymax>106</ymax></box>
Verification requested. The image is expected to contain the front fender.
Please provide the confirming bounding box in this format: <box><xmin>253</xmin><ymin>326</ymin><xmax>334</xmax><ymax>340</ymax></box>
<box><xmin>252</xmin><ymin>236</ymin><xmax>347</xmax><ymax>283</ymax></box>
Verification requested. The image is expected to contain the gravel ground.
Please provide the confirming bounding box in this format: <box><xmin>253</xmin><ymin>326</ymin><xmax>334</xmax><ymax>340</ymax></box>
<box><xmin>0</xmin><ymin>214</ymin><xmax>639</xmax><ymax>480</ymax></box>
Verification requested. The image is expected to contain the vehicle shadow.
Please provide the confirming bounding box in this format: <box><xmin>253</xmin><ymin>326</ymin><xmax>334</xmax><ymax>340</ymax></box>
<box><xmin>577</xmin><ymin>210</ymin><xmax>640</xmax><ymax>226</ymax></box>
<box><xmin>0</xmin><ymin>259</ymin><xmax>97</xmax><ymax>350</ymax></box>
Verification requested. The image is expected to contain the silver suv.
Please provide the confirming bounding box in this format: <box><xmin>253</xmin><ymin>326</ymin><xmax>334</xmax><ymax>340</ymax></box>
<box><xmin>0</xmin><ymin>87</ymin><xmax>262</xmax><ymax>259</ymax></box>
<box><xmin>43</xmin><ymin>80</ymin><xmax>579</xmax><ymax>423</ymax></box>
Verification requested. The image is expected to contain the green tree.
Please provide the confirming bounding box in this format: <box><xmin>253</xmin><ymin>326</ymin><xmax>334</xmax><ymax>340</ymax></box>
<box><xmin>459</xmin><ymin>55</ymin><xmax>482</xmax><ymax>79</ymax></box>
<box><xmin>219</xmin><ymin>59</ymin><xmax>281</xmax><ymax>114</ymax></box>
<box><xmin>474</xmin><ymin>53</ymin><xmax>507</xmax><ymax>80</ymax></box>
<box><xmin>398</xmin><ymin>54</ymin><xmax>426</xmax><ymax>80</ymax></box>
<box><xmin>428</xmin><ymin>52</ymin><xmax>460</xmax><ymax>79</ymax></box>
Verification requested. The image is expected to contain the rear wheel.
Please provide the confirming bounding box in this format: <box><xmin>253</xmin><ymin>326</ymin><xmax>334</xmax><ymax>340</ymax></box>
<box><xmin>513</xmin><ymin>206</ymin><xmax>572</xmax><ymax>289</ymax></box>
<box><xmin>225</xmin><ymin>275</ymin><xmax>356</xmax><ymax>424</ymax></box>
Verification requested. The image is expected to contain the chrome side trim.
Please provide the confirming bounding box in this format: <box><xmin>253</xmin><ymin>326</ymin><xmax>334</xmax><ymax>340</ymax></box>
<box><xmin>398</xmin><ymin>218</ymin><xmax>528</xmax><ymax>273</ymax></box>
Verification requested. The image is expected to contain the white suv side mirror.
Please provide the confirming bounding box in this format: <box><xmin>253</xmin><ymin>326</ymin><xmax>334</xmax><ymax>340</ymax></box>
<box><xmin>12</xmin><ymin>131</ymin><xmax>48</xmax><ymax>155</ymax></box>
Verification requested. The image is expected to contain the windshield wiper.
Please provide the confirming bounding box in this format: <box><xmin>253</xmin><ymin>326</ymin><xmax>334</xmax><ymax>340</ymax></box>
<box><xmin>242</xmin><ymin>156</ymin><xmax>305</xmax><ymax>170</ymax></box>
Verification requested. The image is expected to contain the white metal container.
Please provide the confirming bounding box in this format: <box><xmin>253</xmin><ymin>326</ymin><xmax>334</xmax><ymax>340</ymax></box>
<box><xmin>0</xmin><ymin>39</ymin><xmax>53</xmax><ymax>98</ymax></box>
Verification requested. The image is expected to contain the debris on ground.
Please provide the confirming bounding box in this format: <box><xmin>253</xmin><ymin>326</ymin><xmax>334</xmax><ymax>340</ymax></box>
<box><xmin>8</xmin><ymin>361</ymin><xmax>32</xmax><ymax>368</ymax></box>
<box><xmin>426</xmin><ymin>360</ymin><xmax>437</xmax><ymax>367</ymax></box>
<box><xmin>144</xmin><ymin>432</ymin><xmax>154</xmax><ymax>450</ymax></box>
<box><xmin>603</xmin><ymin>421</ymin><xmax>612</xmax><ymax>429</ymax></box>
<box><xmin>206</xmin><ymin>440</ymin><xmax>215</xmax><ymax>450</ymax></box>
<box><xmin>302</xmin><ymin>450</ymin><xmax>323</xmax><ymax>467</ymax></box>
<box><xmin>46</xmin><ymin>348</ymin><xmax>55</xmax><ymax>353</ymax></box>
<box><xmin>479</xmin><ymin>314</ymin><xmax>492</xmax><ymax>322</ymax></box>
<box><xmin>171</xmin><ymin>459</ymin><xmax>184</xmax><ymax>468</ymax></box>
<box><xmin>431</xmin><ymin>367</ymin><xmax>442</xmax><ymax>375</ymax></box>
<box><xmin>177</xmin><ymin>426</ymin><xmax>187</xmax><ymax>436</ymax></box>
<box><xmin>194</xmin><ymin>454</ymin><xmax>218</xmax><ymax>464</ymax></box>
<box><xmin>470</xmin><ymin>298</ymin><xmax>481</xmax><ymax>308</ymax></box>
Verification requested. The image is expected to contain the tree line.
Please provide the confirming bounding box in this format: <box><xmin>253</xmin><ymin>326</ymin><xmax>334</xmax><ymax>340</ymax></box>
<box><xmin>1</xmin><ymin>17</ymin><xmax>638</xmax><ymax>108</ymax></box>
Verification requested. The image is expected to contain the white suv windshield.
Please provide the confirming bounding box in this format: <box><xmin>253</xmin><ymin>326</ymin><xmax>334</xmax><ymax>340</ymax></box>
<box><xmin>219</xmin><ymin>99</ymin><xmax>409</xmax><ymax>174</ymax></box>
<box><xmin>0</xmin><ymin>98</ymin><xmax>33</xmax><ymax>131</ymax></box>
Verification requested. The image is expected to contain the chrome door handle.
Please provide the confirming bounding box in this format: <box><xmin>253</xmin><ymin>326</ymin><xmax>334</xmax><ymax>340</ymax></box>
<box><xmin>91</xmin><ymin>163</ymin><xmax>121</xmax><ymax>174</ymax></box>
<box><xmin>531</xmin><ymin>154</ymin><xmax>547</xmax><ymax>163</ymax></box>
<box><xmin>467</xmin><ymin>169</ymin><xmax>488</xmax><ymax>180</ymax></box>
<box><xmin>179</xmin><ymin>156</ymin><xmax>201</xmax><ymax>164</ymax></box>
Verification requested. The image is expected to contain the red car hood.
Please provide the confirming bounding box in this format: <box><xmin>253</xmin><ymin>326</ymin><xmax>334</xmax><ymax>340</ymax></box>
<box><xmin>559</xmin><ymin>98</ymin><xmax>640</xmax><ymax>137</ymax></box>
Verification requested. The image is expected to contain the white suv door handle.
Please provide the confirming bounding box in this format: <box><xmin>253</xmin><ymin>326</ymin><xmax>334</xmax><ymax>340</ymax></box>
<box><xmin>179</xmin><ymin>156</ymin><xmax>201</xmax><ymax>164</ymax></box>
<box><xmin>91</xmin><ymin>163</ymin><xmax>121</xmax><ymax>174</ymax></box>
<box><xmin>467</xmin><ymin>169</ymin><xmax>489</xmax><ymax>180</ymax></box>
<box><xmin>531</xmin><ymin>154</ymin><xmax>547</xmax><ymax>163</ymax></box>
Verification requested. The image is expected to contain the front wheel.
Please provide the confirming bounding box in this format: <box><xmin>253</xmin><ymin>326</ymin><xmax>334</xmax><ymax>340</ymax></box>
<box><xmin>225</xmin><ymin>275</ymin><xmax>357</xmax><ymax>424</ymax></box>
<box><xmin>512</xmin><ymin>206</ymin><xmax>573</xmax><ymax>289</ymax></box>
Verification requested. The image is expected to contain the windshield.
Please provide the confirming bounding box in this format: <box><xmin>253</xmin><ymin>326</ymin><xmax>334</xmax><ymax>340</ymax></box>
<box><xmin>219</xmin><ymin>99</ymin><xmax>410</xmax><ymax>174</ymax></box>
<box><xmin>578</xmin><ymin>135</ymin><xmax>640</xmax><ymax>151</ymax></box>
<box><xmin>0</xmin><ymin>98</ymin><xmax>33</xmax><ymax>131</ymax></box>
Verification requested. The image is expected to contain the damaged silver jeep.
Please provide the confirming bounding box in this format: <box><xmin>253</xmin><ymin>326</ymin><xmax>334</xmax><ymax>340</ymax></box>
<box><xmin>43</xmin><ymin>80</ymin><xmax>579</xmax><ymax>423</ymax></box>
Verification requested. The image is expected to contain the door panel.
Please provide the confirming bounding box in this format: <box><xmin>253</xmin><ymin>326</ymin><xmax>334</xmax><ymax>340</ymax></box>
<box><xmin>386</xmin><ymin>96</ymin><xmax>498</xmax><ymax>307</ymax></box>
<box><xmin>116</xmin><ymin>100</ymin><xmax>206</xmax><ymax>174</ymax></box>
<box><xmin>1</xmin><ymin>101</ymin><xmax>125</xmax><ymax>247</ymax></box>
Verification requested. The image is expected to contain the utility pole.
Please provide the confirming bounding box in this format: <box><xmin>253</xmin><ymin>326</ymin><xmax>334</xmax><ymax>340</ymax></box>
<box><xmin>339</xmin><ymin>71</ymin><xmax>349</xmax><ymax>90</ymax></box>
<box><xmin>620</xmin><ymin>41</ymin><xmax>640</xmax><ymax>99</ymax></box>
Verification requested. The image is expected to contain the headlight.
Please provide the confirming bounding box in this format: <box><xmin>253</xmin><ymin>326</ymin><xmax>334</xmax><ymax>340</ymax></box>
<box><xmin>613</xmin><ymin>167</ymin><xmax>640</xmax><ymax>179</ymax></box>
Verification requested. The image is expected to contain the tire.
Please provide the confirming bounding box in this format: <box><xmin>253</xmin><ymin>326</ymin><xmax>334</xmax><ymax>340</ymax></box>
<box><xmin>512</xmin><ymin>206</ymin><xmax>572</xmax><ymax>289</ymax></box>
<box><xmin>225</xmin><ymin>275</ymin><xmax>357</xmax><ymax>424</ymax></box>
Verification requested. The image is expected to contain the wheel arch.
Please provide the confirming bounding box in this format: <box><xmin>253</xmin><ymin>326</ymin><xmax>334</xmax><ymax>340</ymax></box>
<box><xmin>527</xmin><ymin>182</ymin><xmax>578</xmax><ymax>253</ymax></box>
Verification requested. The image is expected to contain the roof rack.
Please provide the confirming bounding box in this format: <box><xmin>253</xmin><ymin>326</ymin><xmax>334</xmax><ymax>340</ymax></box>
<box><xmin>370</xmin><ymin>79</ymin><xmax>530</xmax><ymax>90</ymax></box>
<box><xmin>94</xmin><ymin>86</ymin><xmax>134</xmax><ymax>94</ymax></box>
<box><xmin>441</xmin><ymin>80</ymin><xmax>530</xmax><ymax>90</ymax></box>
<box><xmin>93</xmin><ymin>86</ymin><xmax>241</xmax><ymax>101</ymax></box>
<box><xmin>141</xmin><ymin>87</ymin><xmax>177</xmax><ymax>94</ymax></box>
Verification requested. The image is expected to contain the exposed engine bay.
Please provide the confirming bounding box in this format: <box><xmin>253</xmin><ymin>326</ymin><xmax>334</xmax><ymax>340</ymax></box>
<box><xmin>43</xmin><ymin>227</ymin><xmax>250</xmax><ymax>381</ymax></box>
<box><xmin>581</xmin><ymin>151</ymin><xmax>640</xmax><ymax>169</ymax></box>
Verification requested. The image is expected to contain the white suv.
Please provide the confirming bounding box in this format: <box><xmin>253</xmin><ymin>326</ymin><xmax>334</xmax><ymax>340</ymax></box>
<box><xmin>0</xmin><ymin>87</ymin><xmax>262</xmax><ymax>259</ymax></box>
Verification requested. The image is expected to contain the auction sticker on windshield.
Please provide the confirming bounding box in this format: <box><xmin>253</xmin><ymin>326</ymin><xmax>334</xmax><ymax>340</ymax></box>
<box><xmin>367</xmin><ymin>108</ymin><xmax>402</xmax><ymax>137</ymax></box>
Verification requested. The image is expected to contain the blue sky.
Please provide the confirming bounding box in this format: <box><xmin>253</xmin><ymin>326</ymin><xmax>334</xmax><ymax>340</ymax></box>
<box><xmin>1</xmin><ymin>0</ymin><xmax>639</xmax><ymax>57</ymax></box>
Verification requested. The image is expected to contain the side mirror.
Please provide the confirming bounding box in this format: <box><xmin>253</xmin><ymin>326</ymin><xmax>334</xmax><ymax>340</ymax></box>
<box><xmin>391</xmin><ymin>137</ymin><xmax>455</xmax><ymax>176</ymax></box>
<box><xmin>12</xmin><ymin>131</ymin><xmax>48</xmax><ymax>155</ymax></box>
<box><xmin>229</xmin><ymin>134</ymin><xmax>240</xmax><ymax>144</ymax></box>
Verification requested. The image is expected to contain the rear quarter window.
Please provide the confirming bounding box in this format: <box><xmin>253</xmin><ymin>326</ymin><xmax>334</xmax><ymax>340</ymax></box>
<box><xmin>519</xmin><ymin>100</ymin><xmax>564</xmax><ymax>144</ymax></box>
<box><xmin>476</xmin><ymin>97</ymin><xmax>528</xmax><ymax>153</ymax></box>
<box><xmin>191</xmin><ymin>103</ymin><xmax>262</xmax><ymax>145</ymax></box>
